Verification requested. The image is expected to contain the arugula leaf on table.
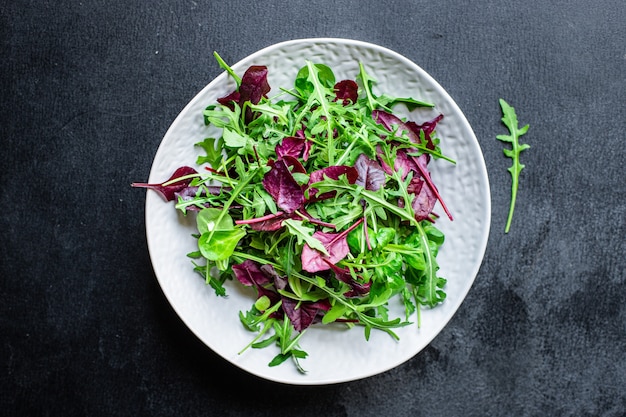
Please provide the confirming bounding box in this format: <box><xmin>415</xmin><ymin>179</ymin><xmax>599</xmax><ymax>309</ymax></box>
<box><xmin>497</xmin><ymin>99</ymin><xmax>530</xmax><ymax>233</ymax></box>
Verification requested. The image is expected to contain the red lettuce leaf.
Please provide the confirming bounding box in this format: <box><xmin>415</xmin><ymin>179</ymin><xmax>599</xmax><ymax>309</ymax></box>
<box><xmin>373</xmin><ymin>111</ymin><xmax>452</xmax><ymax>221</ymax></box>
<box><xmin>378</xmin><ymin>147</ymin><xmax>415</xmax><ymax>180</ymax></box>
<box><xmin>276</xmin><ymin>136</ymin><xmax>306</xmax><ymax>160</ymax></box>
<box><xmin>131</xmin><ymin>166</ymin><xmax>197</xmax><ymax>201</ymax></box>
<box><xmin>301</xmin><ymin>231</ymin><xmax>351</xmax><ymax>273</ymax></box>
<box><xmin>262</xmin><ymin>159</ymin><xmax>305</xmax><ymax>213</ymax></box>
<box><xmin>372</xmin><ymin>110</ymin><xmax>421</xmax><ymax>143</ymax></box>
<box><xmin>249</xmin><ymin>215</ymin><xmax>291</xmax><ymax>231</ymax></box>
<box><xmin>407</xmin><ymin>176</ymin><xmax>437</xmax><ymax>221</ymax></box>
<box><xmin>281</xmin><ymin>154</ymin><xmax>307</xmax><ymax>174</ymax></box>
<box><xmin>239</xmin><ymin>65</ymin><xmax>271</xmax><ymax>105</ymax></box>
<box><xmin>373</xmin><ymin>110</ymin><xmax>443</xmax><ymax>150</ymax></box>
<box><xmin>218</xmin><ymin>65</ymin><xmax>271</xmax><ymax>123</ymax></box>
<box><xmin>333</xmin><ymin>80</ymin><xmax>358</xmax><ymax>105</ymax></box>
<box><xmin>233</xmin><ymin>261</ymin><xmax>281</xmax><ymax>316</ymax></box>
<box><xmin>308</xmin><ymin>165</ymin><xmax>359</xmax><ymax>200</ymax></box>
<box><xmin>216</xmin><ymin>91</ymin><xmax>240</xmax><ymax>109</ymax></box>
<box><xmin>233</xmin><ymin>260</ymin><xmax>272</xmax><ymax>287</ymax></box>
<box><xmin>287</xmin><ymin>128</ymin><xmax>311</xmax><ymax>161</ymax></box>
<box><xmin>410</xmin><ymin>153</ymin><xmax>453</xmax><ymax>220</ymax></box>
<box><xmin>281</xmin><ymin>297</ymin><xmax>331</xmax><ymax>332</ymax></box>
<box><xmin>405</xmin><ymin>114</ymin><xmax>443</xmax><ymax>151</ymax></box>
<box><xmin>354</xmin><ymin>154</ymin><xmax>386</xmax><ymax>191</ymax></box>
<box><xmin>301</xmin><ymin>219</ymin><xmax>363</xmax><ymax>273</ymax></box>
<box><xmin>218</xmin><ymin>65</ymin><xmax>270</xmax><ymax>107</ymax></box>
<box><xmin>309</xmin><ymin>165</ymin><xmax>359</xmax><ymax>185</ymax></box>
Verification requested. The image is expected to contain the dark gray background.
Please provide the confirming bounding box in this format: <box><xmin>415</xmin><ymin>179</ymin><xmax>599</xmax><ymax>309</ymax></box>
<box><xmin>2</xmin><ymin>0</ymin><xmax>625</xmax><ymax>416</ymax></box>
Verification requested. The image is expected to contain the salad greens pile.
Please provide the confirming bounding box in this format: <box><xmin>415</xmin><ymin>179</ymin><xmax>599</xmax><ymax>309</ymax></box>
<box><xmin>134</xmin><ymin>53</ymin><xmax>455</xmax><ymax>373</ymax></box>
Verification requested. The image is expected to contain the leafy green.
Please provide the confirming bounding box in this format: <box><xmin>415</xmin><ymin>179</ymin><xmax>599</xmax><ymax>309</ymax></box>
<box><xmin>282</xmin><ymin>219</ymin><xmax>328</xmax><ymax>256</ymax></box>
<box><xmin>497</xmin><ymin>99</ymin><xmax>530</xmax><ymax>233</ymax></box>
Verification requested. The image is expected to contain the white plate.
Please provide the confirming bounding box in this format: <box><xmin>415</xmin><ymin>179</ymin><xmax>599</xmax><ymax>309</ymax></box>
<box><xmin>145</xmin><ymin>38</ymin><xmax>490</xmax><ymax>385</ymax></box>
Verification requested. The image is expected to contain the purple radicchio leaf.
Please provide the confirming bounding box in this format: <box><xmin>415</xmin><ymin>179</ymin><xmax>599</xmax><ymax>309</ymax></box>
<box><xmin>354</xmin><ymin>154</ymin><xmax>386</xmax><ymax>191</ymax></box>
<box><xmin>262</xmin><ymin>159</ymin><xmax>305</xmax><ymax>213</ymax></box>
<box><xmin>301</xmin><ymin>218</ymin><xmax>364</xmax><ymax>273</ymax></box>
<box><xmin>333</xmin><ymin>80</ymin><xmax>359</xmax><ymax>105</ymax></box>
<box><xmin>131</xmin><ymin>166</ymin><xmax>197</xmax><ymax>201</ymax></box>
<box><xmin>308</xmin><ymin>165</ymin><xmax>359</xmax><ymax>200</ymax></box>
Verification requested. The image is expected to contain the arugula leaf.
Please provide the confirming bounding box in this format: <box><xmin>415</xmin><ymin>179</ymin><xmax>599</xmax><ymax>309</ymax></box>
<box><xmin>195</xmin><ymin>137</ymin><xmax>225</xmax><ymax>167</ymax></box>
<box><xmin>377</xmin><ymin>94</ymin><xmax>435</xmax><ymax>111</ymax></box>
<box><xmin>282</xmin><ymin>219</ymin><xmax>328</xmax><ymax>256</ymax></box>
<box><xmin>497</xmin><ymin>99</ymin><xmax>530</xmax><ymax>233</ymax></box>
<box><xmin>213</xmin><ymin>51</ymin><xmax>241</xmax><ymax>86</ymax></box>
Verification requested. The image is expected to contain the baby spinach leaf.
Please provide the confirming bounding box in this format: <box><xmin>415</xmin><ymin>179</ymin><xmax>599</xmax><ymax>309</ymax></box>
<box><xmin>198</xmin><ymin>228</ymin><xmax>246</xmax><ymax>262</ymax></box>
<box><xmin>196</xmin><ymin>207</ymin><xmax>234</xmax><ymax>234</ymax></box>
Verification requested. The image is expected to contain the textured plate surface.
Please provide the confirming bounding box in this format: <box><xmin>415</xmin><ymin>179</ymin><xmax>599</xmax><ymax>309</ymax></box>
<box><xmin>145</xmin><ymin>38</ymin><xmax>490</xmax><ymax>385</ymax></box>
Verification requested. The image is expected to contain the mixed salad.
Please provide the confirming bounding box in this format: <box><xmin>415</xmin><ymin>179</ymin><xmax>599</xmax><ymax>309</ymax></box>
<box><xmin>133</xmin><ymin>54</ymin><xmax>455</xmax><ymax>373</ymax></box>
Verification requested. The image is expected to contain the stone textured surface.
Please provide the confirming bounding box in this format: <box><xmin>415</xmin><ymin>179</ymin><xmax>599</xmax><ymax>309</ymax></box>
<box><xmin>2</xmin><ymin>0</ymin><xmax>625</xmax><ymax>415</ymax></box>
